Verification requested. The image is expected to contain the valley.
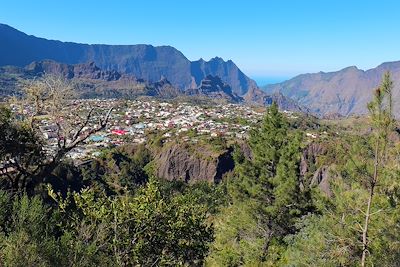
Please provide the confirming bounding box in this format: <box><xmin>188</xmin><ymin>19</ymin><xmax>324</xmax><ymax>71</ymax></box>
<box><xmin>1</xmin><ymin>3</ymin><xmax>400</xmax><ymax>265</ymax></box>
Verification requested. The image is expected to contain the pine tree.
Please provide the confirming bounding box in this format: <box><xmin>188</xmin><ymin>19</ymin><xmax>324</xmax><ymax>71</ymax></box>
<box><xmin>361</xmin><ymin>71</ymin><xmax>394</xmax><ymax>266</ymax></box>
<box><xmin>284</xmin><ymin>72</ymin><xmax>400</xmax><ymax>266</ymax></box>
<box><xmin>208</xmin><ymin>102</ymin><xmax>313</xmax><ymax>265</ymax></box>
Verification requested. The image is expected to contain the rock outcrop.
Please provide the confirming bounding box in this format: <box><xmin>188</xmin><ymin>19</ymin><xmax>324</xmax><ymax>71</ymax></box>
<box><xmin>154</xmin><ymin>144</ymin><xmax>234</xmax><ymax>183</ymax></box>
<box><xmin>185</xmin><ymin>75</ymin><xmax>243</xmax><ymax>103</ymax></box>
<box><xmin>300</xmin><ymin>142</ymin><xmax>327</xmax><ymax>177</ymax></box>
<box><xmin>310</xmin><ymin>166</ymin><xmax>333</xmax><ymax>196</ymax></box>
<box><xmin>300</xmin><ymin>142</ymin><xmax>335</xmax><ymax>195</ymax></box>
<box><xmin>26</xmin><ymin>60</ymin><xmax>122</xmax><ymax>81</ymax></box>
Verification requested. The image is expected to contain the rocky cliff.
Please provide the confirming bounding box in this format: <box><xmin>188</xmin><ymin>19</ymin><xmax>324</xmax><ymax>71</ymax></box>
<box><xmin>300</xmin><ymin>142</ymin><xmax>333</xmax><ymax>195</ymax></box>
<box><xmin>154</xmin><ymin>143</ymin><xmax>234</xmax><ymax>183</ymax></box>
<box><xmin>0</xmin><ymin>23</ymin><xmax>257</xmax><ymax>96</ymax></box>
<box><xmin>185</xmin><ymin>75</ymin><xmax>243</xmax><ymax>103</ymax></box>
<box><xmin>25</xmin><ymin>60</ymin><xmax>122</xmax><ymax>81</ymax></box>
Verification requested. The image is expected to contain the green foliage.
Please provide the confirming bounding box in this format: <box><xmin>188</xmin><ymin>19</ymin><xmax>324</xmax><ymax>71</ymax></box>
<box><xmin>208</xmin><ymin>102</ymin><xmax>314</xmax><ymax>266</ymax></box>
<box><xmin>283</xmin><ymin>72</ymin><xmax>400</xmax><ymax>266</ymax></box>
<box><xmin>49</xmin><ymin>178</ymin><xmax>214</xmax><ymax>266</ymax></box>
<box><xmin>81</xmin><ymin>144</ymin><xmax>152</xmax><ymax>194</ymax></box>
<box><xmin>0</xmin><ymin>192</ymin><xmax>61</xmax><ymax>266</ymax></box>
<box><xmin>158</xmin><ymin>179</ymin><xmax>228</xmax><ymax>215</ymax></box>
<box><xmin>284</xmin><ymin>164</ymin><xmax>400</xmax><ymax>266</ymax></box>
<box><xmin>0</xmin><ymin>106</ymin><xmax>44</xmax><ymax>190</ymax></box>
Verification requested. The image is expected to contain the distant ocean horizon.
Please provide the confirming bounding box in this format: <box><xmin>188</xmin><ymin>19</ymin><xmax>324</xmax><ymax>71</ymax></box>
<box><xmin>251</xmin><ymin>76</ymin><xmax>291</xmax><ymax>87</ymax></box>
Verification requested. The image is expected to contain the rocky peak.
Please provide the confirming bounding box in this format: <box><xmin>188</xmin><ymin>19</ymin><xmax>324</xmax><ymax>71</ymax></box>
<box><xmin>154</xmin><ymin>76</ymin><xmax>172</xmax><ymax>87</ymax></box>
<box><xmin>185</xmin><ymin>75</ymin><xmax>243</xmax><ymax>103</ymax></box>
<box><xmin>149</xmin><ymin>77</ymin><xmax>180</xmax><ymax>98</ymax></box>
<box><xmin>199</xmin><ymin>75</ymin><xmax>228</xmax><ymax>92</ymax></box>
<box><xmin>26</xmin><ymin>60</ymin><xmax>74</xmax><ymax>78</ymax></box>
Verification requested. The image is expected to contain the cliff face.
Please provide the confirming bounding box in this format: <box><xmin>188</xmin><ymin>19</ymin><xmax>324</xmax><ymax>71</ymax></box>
<box><xmin>0</xmin><ymin>23</ymin><xmax>257</xmax><ymax>96</ymax></box>
<box><xmin>0</xmin><ymin>60</ymin><xmax>180</xmax><ymax>99</ymax></box>
<box><xmin>185</xmin><ymin>75</ymin><xmax>243</xmax><ymax>103</ymax></box>
<box><xmin>300</xmin><ymin>142</ymin><xmax>333</xmax><ymax>195</ymax></box>
<box><xmin>25</xmin><ymin>60</ymin><xmax>122</xmax><ymax>81</ymax></box>
<box><xmin>190</xmin><ymin>58</ymin><xmax>258</xmax><ymax>96</ymax></box>
<box><xmin>154</xmin><ymin>144</ymin><xmax>234</xmax><ymax>183</ymax></box>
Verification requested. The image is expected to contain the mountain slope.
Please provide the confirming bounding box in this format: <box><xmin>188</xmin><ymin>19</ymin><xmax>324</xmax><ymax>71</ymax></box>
<box><xmin>244</xmin><ymin>86</ymin><xmax>308</xmax><ymax>113</ymax></box>
<box><xmin>263</xmin><ymin>62</ymin><xmax>400</xmax><ymax>116</ymax></box>
<box><xmin>0</xmin><ymin>23</ymin><xmax>256</xmax><ymax>95</ymax></box>
<box><xmin>0</xmin><ymin>60</ymin><xmax>179</xmax><ymax>99</ymax></box>
<box><xmin>0</xmin><ymin>60</ymin><xmax>306</xmax><ymax>113</ymax></box>
<box><xmin>186</xmin><ymin>75</ymin><xmax>243</xmax><ymax>103</ymax></box>
<box><xmin>191</xmin><ymin>58</ymin><xmax>257</xmax><ymax>96</ymax></box>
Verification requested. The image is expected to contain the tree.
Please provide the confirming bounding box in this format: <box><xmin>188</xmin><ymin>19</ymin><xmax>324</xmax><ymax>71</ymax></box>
<box><xmin>0</xmin><ymin>191</ymin><xmax>62</xmax><ymax>266</ymax></box>
<box><xmin>1</xmin><ymin>74</ymin><xmax>113</xmax><ymax>193</ymax></box>
<box><xmin>361</xmin><ymin>71</ymin><xmax>394</xmax><ymax>266</ymax></box>
<box><xmin>283</xmin><ymin>72</ymin><xmax>400</xmax><ymax>266</ymax></box>
<box><xmin>208</xmin><ymin>102</ymin><xmax>313</xmax><ymax>265</ymax></box>
<box><xmin>0</xmin><ymin>106</ymin><xmax>44</xmax><ymax>191</ymax></box>
<box><xmin>49</xmin><ymin>178</ymin><xmax>214</xmax><ymax>266</ymax></box>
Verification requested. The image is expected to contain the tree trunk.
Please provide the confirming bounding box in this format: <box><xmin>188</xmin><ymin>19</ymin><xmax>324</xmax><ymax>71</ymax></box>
<box><xmin>260</xmin><ymin>230</ymin><xmax>274</xmax><ymax>262</ymax></box>
<box><xmin>361</xmin><ymin>140</ymin><xmax>379</xmax><ymax>267</ymax></box>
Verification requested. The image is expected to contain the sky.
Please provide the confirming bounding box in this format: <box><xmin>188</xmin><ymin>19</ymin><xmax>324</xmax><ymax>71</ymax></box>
<box><xmin>1</xmin><ymin>0</ymin><xmax>400</xmax><ymax>85</ymax></box>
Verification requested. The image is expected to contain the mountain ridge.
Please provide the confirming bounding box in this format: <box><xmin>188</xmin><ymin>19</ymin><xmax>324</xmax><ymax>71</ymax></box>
<box><xmin>263</xmin><ymin>62</ymin><xmax>400</xmax><ymax>117</ymax></box>
<box><xmin>0</xmin><ymin>59</ymin><xmax>305</xmax><ymax>112</ymax></box>
<box><xmin>0</xmin><ymin>23</ymin><xmax>257</xmax><ymax>96</ymax></box>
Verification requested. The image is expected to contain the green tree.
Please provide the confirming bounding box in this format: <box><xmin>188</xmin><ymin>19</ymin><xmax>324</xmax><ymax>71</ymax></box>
<box><xmin>50</xmin><ymin>178</ymin><xmax>214</xmax><ymax>266</ymax></box>
<box><xmin>208</xmin><ymin>103</ymin><xmax>313</xmax><ymax>266</ymax></box>
<box><xmin>81</xmin><ymin>145</ymin><xmax>151</xmax><ymax>194</ymax></box>
<box><xmin>0</xmin><ymin>106</ymin><xmax>44</xmax><ymax>192</ymax></box>
<box><xmin>284</xmin><ymin>72</ymin><xmax>400</xmax><ymax>266</ymax></box>
<box><xmin>361</xmin><ymin>71</ymin><xmax>394</xmax><ymax>266</ymax></box>
<box><xmin>1</xmin><ymin>74</ymin><xmax>113</xmax><ymax>194</ymax></box>
<box><xmin>0</xmin><ymin>191</ymin><xmax>61</xmax><ymax>266</ymax></box>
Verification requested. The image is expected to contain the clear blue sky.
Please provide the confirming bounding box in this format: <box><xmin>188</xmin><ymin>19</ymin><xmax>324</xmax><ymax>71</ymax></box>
<box><xmin>1</xmin><ymin>0</ymin><xmax>400</xmax><ymax>84</ymax></box>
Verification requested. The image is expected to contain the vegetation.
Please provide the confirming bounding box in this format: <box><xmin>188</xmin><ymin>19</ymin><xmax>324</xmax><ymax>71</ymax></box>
<box><xmin>0</xmin><ymin>72</ymin><xmax>400</xmax><ymax>265</ymax></box>
<box><xmin>207</xmin><ymin>102</ymin><xmax>314</xmax><ymax>266</ymax></box>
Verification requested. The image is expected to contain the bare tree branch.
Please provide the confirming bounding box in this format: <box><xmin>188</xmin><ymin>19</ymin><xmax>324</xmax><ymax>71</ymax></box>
<box><xmin>72</xmin><ymin>108</ymin><xmax>94</xmax><ymax>142</ymax></box>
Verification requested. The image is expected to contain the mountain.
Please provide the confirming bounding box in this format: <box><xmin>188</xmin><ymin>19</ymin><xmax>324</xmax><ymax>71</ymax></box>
<box><xmin>185</xmin><ymin>75</ymin><xmax>243</xmax><ymax>103</ymax></box>
<box><xmin>0</xmin><ymin>60</ymin><xmax>179</xmax><ymax>99</ymax></box>
<box><xmin>25</xmin><ymin>60</ymin><xmax>122</xmax><ymax>81</ymax></box>
<box><xmin>263</xmin><ymin>62</ymin><xmax>400</xmax><ymax>117</ymax></box>
<box><xmin>0</xmin><ymin>23</ymin><xmax>257</xmax><ymax>96</ymax></box>
<box><xmin>0</xmin><ymin>60</ymin><xmax>307</xmax><ymax>113</ymax></box>
<box><xmin>244</xmin><ymin>86</ymin><xmax>308</xmax><ymax>113</ymax></box>
<box><xmin>190</xmin><ymin>58</ymin><xmax>257</xmax><ymax>96</ymax></box>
